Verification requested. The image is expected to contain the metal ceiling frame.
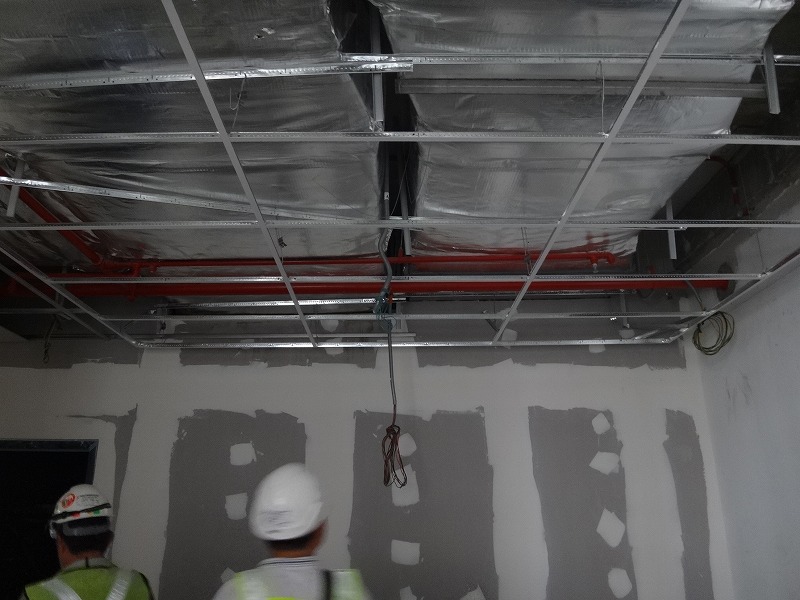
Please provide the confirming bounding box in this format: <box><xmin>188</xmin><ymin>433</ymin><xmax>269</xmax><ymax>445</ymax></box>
<box><xmin>1</xmin><ymin>0</ymin><xmax>799</xmax><ymax>349</ymax></box>
<box><xmin>0</xmin><ymin>261</ymin><xmax>107</xmax><ymax>338</ymax></box>
<box><xmin>0</xmin><ymin>244</ymin><xmax>139</xmax><ymax>344</ymax></box>
<box><xmin>135</xmin><ymin>338</ymin><xmax>676</xmax><ymax>349</ymax></box>
<box><xmin>3</xmin><ymin>219</ymin><xmax>800</xmax><ymax>232</ymax></box>
<box><xmin>0</xmin><ymin>173</ymin><xmax>254</xmax><ymax>214</ymax></box>
<box><xmin>3</xmin><ymin>132</ymin><xmax>800</xmax><ymax>145</ymax></box>
<box><xmin>3</xmin><ymin>243</ymin><xmax>797</xmax><ymax>348</ymax></box>
<box><xmin>124</xmin><ymin>243</ymin><xmax>800</xmax><ymax>348</ymax></box>
<box><xmin>159</xmin><ymin>0</ymin><xmax>318</xmax><ymax>346</ymax></box>
<box><xmin>0</xmin><ymin>52</ymin><xmax>797</xmax><ymax>92</ymax></box>
<box><xmin>396</xmin><ymin>78</ymin><xmax>768</xmax><ymax>98</ymax></box>
<box><xmin>351</xmin><ymin>52</ymin><xmax>800</xmax><ymax>67</ymax></box>
<box><xmin>0</xmin><ymin>60</ymin><xmax>414</xmax><ymax>92</ymax></box>
<box><xmin>35</xmin><ymin>274</ymin><xmax>760</xmax><ymax>285</ymax></box>
<box><xmin>663</xmin><ymin>248</ymin><xmax>800</xmax><ymax>344</ymax></box>
<box><xmin>104</xmin><ymin>311</ymin><xmax>708</xmax><ymax>323</ymax></box>
<box><xmin>0</xmin><ymin>221</ymin><xmax>259</xmax><ymax>231</ymax></box>
<box><xmin>492</xmin><ymin>0</ymin><xmax>692</xmax><ymax>342</ymax></box>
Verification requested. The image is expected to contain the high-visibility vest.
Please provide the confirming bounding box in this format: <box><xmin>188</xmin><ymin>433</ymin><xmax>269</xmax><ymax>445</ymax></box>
<box><xmin>233</xmin><ymin>569</ymin><xmax>368</xmax><ymax>600</ymax></box>
<box><xmin>25</xmin><ymin>568</ymin><xmax>151</xmax><ymax>600</ymax></box>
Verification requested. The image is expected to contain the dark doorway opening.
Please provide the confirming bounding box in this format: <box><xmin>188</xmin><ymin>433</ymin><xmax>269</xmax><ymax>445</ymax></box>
<box><xmin>0</xmin><ymin>439</ymin><xmax>98</xmax><ymax>599</ymax></box>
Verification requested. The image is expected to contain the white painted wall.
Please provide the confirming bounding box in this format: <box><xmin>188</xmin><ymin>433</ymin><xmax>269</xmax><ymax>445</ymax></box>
<box><xmin>0</xmin><ymin>346</ymin><xmax>732</xmax><ymax>600</ymax></box>
<box><xmin>697</xmin><ymin>261</ymin><xmax>800</xmax><ymax>600</ymax></box>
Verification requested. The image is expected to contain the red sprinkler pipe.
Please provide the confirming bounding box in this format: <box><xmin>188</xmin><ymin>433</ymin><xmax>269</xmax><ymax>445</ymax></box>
<box><xmin>0</xmin><ymin>169</ymin><xmax>225</xmax><ymax>274</ymax></box>
<box><xmin>0</xmin><ymin>182</ymin><xmax>722</xmax><ymax>299</ymax></box>
<box><xmin>5</xmin><ymin>179</ymin><xmax>104</xmax><ymax>268</ymax></box>
<box><xmin>120</xmin><ymin>251</ymin><xmax>617</xmax><ymax>273</ymax></box>
<box><xmin>394</xmin><ymin>252</ymin><xmax>616</xmax><ymax>266</ymax></box>
<box><xmin>2</xmin><ymin>170</ymin><xmax>618</xmax><ymax>273</ymax></box>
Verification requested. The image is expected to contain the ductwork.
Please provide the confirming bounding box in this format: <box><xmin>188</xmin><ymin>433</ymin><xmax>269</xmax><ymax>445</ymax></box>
<box><xmin>374</xmin><ymin>0</ymin><xmax>791</xmax><ymax>259</ymax></box>
<box><xmin>0</xmin><ymin>0</ymin><xmax>381</xmax><ymax>266</ymax></box>
<box><xmin>0</xmin><ymin>0</ymin><xmax>797</xmax><ymax>348</ymax></box>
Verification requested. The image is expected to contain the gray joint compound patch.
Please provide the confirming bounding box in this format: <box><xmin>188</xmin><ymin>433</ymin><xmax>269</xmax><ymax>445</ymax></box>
<box><xmin>664</xmin><ymin>410</ymin><xmax>715</xmax><ymax>600</ymax></box>
<box><xmin>159</xmin><ymin>410</ymin><xmax>305</xmax><ymax>600</ymax></box>
<box><xmin>350</xmin><ymin>410</ymin><xmax>497</xmax><ymax>600</ymax></box>
<box><xmin>416</xmin><ymin>344</ymin><xmax>685</xmax><ymax>370</ymax></box>
<box><xmin>70</xmin><ymin>406</ymin><xmax>138</xmax><ymax>536</ymax></box>
<box><xmin>529</xmin><ymin>407</ymin><xmax>637</xmax><ymax>600</ymax></box>
<box><xmin>0</xmin><ymin>339</ymin><xmax>141</xmax><ymax>369</ymax></box>
<box><xmin>179</xmin><ymin>346</ymin><xmax>377</xmax><ymax>368</ymax></box>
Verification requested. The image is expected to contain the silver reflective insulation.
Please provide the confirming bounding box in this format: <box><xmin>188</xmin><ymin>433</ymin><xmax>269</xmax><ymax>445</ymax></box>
<box><xmin>370</xmin><ymin>0</ymin><xmax>792</xmax><ymax>56</ymax></box>
<box><xmin>0</xmin><ymin>0</ymin><xmax>794</xmax><ymax>279</ymax></box>
<box><xmin>0</xmin><ymin>0</ymin><xmax>381</xmax><ymax>270</ymax></box>
<box><xmin>373</xmin><ymin>0</ymin><xmax>792</xmax><ymax>259</ymax></box>
<box><xmin>0</xmin><ymin>0</ymin><xmax>345</xmax><ymax>76</ymax></box>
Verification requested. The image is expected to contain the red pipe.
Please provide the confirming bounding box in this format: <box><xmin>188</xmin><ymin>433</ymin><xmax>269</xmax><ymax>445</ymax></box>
<box><xmin>397</xmin><ymin>252</ymin><xmax>617</xmax><ymax>266</ymax></box>
<box><xmin>103</xmin><ymin>251</ymin><xmax>617</xmax><ymax>273</ymax></box>
<box><xmin>4</xmin><ymin>184</ymin><xmax>616</xmax><ymax>273</ymax></box>
<box><xmin>2</xmin><ymin>169</ymin><xmax>617</xmax><ymax>273</ymax></box>
<box><xmin>0</xmin><ymin>183</ymin><xmax>726</xmax><ymax>299</ymax></box>
<box><xmin>6</xmin><ymin>179</ymin><xmax>104</xmax><ymax>268</ymax></box>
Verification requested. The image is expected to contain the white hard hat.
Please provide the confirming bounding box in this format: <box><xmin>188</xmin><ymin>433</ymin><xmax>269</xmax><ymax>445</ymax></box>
<box><xmin>249</xmin><ymin>463</ymin><xmax>325</xmax><ymax>541</ymax></box>
<box><xmin>49</xmin><ymin>484</ymin><xmax>112</xmax><ymax>538</ymax></box>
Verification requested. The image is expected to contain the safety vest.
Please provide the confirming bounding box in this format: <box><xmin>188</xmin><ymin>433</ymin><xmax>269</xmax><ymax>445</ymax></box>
<box><xmin>233</xmin><ymin>569</ymin><xmax>368</xmax><ymax>600</ymax></box>
<box><xmin>25</xmin><ymin>568</ymin><xmax>150</xmax><ymax>600</ymax></box>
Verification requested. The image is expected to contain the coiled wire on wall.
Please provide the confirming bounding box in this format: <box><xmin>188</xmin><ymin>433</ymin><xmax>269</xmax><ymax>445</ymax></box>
<box><xmin>375</xmin><ymin>229</ymin><xmax>407</xmax><ymax>488</ymax></box>
<box><xmin>685</xmin><ymin>281</ymin><xmax>735</xmax><ymax>356</ymax></box>
<box><xmin>692</xmin><ymin>311</ymin><xmax>735</xmax><ymax>356</ymax></box>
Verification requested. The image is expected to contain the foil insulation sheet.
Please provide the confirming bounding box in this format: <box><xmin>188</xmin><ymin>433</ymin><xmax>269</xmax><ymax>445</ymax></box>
<box><xmin>0</xmin><ymin>0</ymin><xmax>347</xmax><ymax>76</ymax></box>
<box><xmin>0</xmin><ymin>1</ymin><xmax>382</xmax><ymax>272</ymax></box>
<box><xmin>370</xmin><ymin>0</ymin><xmax>793</xmax><ymax>56</ymax></box>
<box><xmin>408</xmin><ymin>94</ymin><xmax>739</xmax><ymax>256</ymax></box>
<box><xmin>372</xmin><ymin>0</ymin><xmax>793</xmax><ymax>259</ymax></box>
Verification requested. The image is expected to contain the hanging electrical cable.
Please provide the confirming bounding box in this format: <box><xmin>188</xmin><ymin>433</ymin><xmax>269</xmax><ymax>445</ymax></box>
<box><xmin>375</xmin><ymin>229</ymin><xmax>407</xmax><ymax>488</ymax></box>
<box><xmin>382</xmin><ymin>327</ymin><xmax>407</xmax><ymax>488</ymax></box>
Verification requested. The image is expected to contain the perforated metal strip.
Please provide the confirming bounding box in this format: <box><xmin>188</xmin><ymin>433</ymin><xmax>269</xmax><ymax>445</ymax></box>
<box><xmin>106</xmin><ymin>570</ymin><xmax>133</xmax><ymax>600</ymax></box>
<box><xmin>40</xmin><ymin>579</ymin><xmax>82</xmax><ymax>600</ymax></box>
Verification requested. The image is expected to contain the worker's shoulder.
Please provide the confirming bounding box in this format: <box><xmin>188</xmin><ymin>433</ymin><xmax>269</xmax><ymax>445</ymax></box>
<box><xmin>20</xmin><ymin>578</ymin><xmax>50</xmax><ymax>600</ymax></box>
<box><xmin>210</xmin><ymin>571</ymin><xmax>247</xmax><ymax>600</ymax></box>
<box><xmin>329</xmin><ymin>568</ymin><xmax>362</xmax><ymax>578</ymax></box>
<box><xmin>128</xmin><ymin>569</ymin><xmax>156</xmax><ymax>599</ymax></box>
<box><xmin>23</xmin><ymin>571</ymin><xmax>77</xmax><ymax>600</ymax></box>
<box><xmin>330</xmin><ymin>569</ymin><xmax>370</xmax><ymax>600</ymax></box>
<box><xmin>25</xmin><ymin>567</ymin><xmax>153</xmax><ymax>599</ymax></box>
<box><xmin>98</xmin><ymin>568</ymin><xmax>154</xmax><ymax>600</ymax></box>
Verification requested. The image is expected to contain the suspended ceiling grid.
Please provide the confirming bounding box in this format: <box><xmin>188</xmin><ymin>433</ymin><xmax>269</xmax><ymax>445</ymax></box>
<box><xmin>0</xmin><ymin>0</ymin><xmax>799</xmax><ymax>349</ymax></box>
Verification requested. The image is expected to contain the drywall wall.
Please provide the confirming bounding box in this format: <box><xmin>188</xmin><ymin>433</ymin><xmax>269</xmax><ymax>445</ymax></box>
<box><xmin>0</xmin><ymin>344</ymin><xmax>732</xmax><ymax>600</ymax></box>
<box><xmin>696</xmin><ymin>261</ymin><xmax>800</xmax><ymax>600</ymax></box>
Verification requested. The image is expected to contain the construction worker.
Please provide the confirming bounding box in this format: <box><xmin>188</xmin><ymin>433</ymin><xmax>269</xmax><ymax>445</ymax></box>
<box><xmin>212</xmin><ymin>463</ymin><xmax>371</xmax><ymax>600</ymax></box>
<box><xmin>21</xmin><ymin>484</ymin><xmax>155</xmax><ymax>600</ymax></box>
